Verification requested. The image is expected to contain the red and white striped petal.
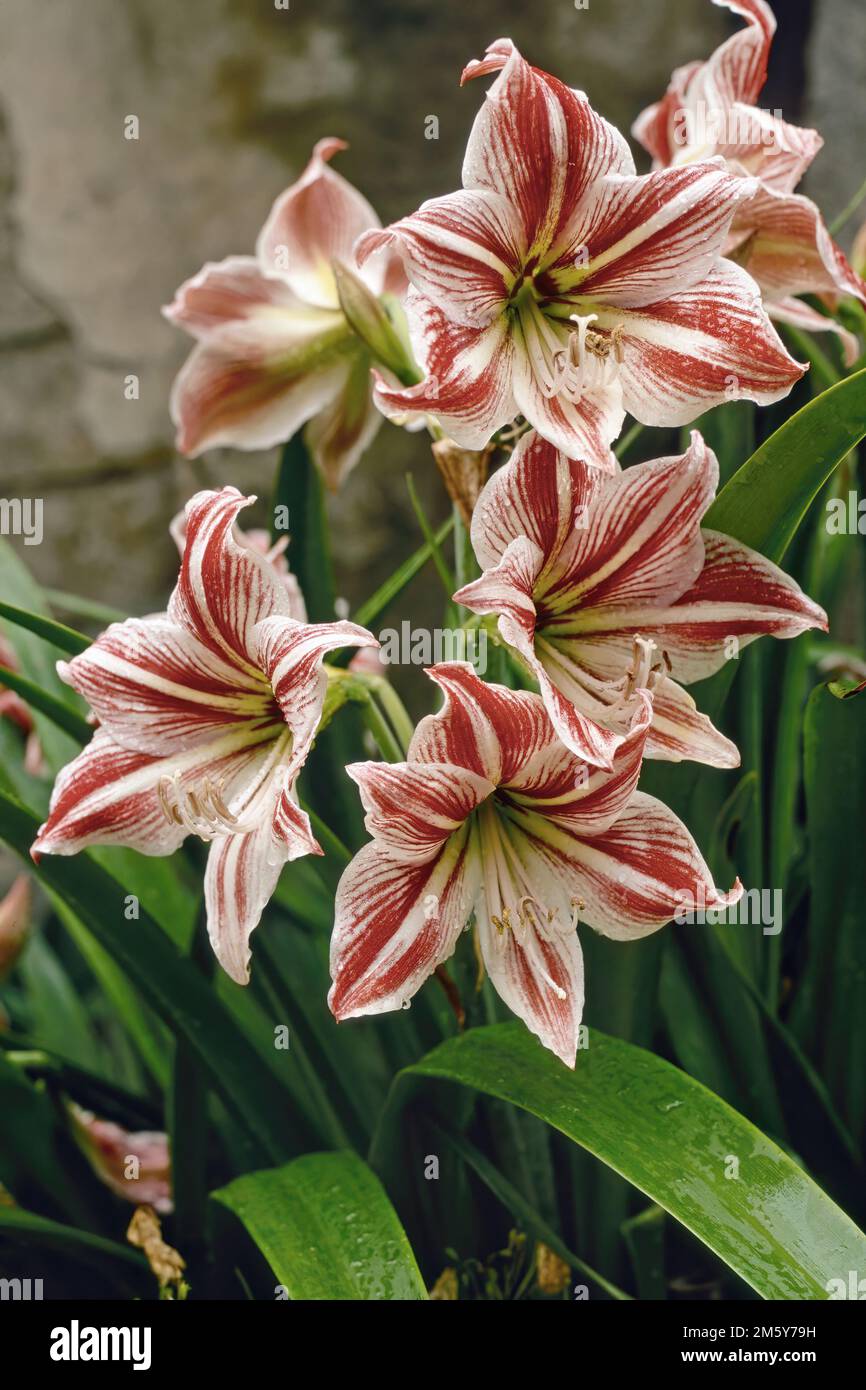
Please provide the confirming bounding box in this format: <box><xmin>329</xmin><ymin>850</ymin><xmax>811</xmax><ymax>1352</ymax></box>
<box><xmin>171</xmin><ymin>512</ymin><xmax>308</xmax><ymax>622</ymax></box>
<box><xmin>373</xmin><ymin>292</ymin><xmax>517</xmax><ymax>449</ymax></box>
<box><xmin>410</xmin><ymin>662</ymin><xmax>551</xmax><ymax>786</ymax></box>
<box><xmin>633</xmin><ymin>528</ymin><xmax>828</xmax><ymax>684</ymax></box>
<box><xmin>31</xmin><ymin>724</ymin><xmax>279</xmax><ymax>860</ymax></box>
<box><xmin>460</xmin><ymin>39</ymin><xmax>634</xmax><ymax>255</ymax></box>
<box><xmin>455</xmin><ymin>537</ymin><xmax>636</xmax><ymax>769</ymax></box>
<box><xmin>504</xmin><ymin>690</ymin><xmax>652</xmax><ymax>832</ymax></box>
<box><xmin>510</xmin><ymin>347</ymin><xmax>624</xmax><ymax>471</ymax></box>
<box><xmin>58</xmin><ymin>617</ymin><xmax>273</xmax><ymax>755</ymax></box>
<box><xmin>168</xmin><ymin>314</ymin><xmax>351</xmax><ymax>458</ymax></box>
<box><xmin>596</xmin><ymin>261</ymin><xmax>804</xmax><ymax>425</ymax></box>
<box><xmin>254</xmin><ymin>614</ymin><xmax>376</xmax><ymax>778</ymax></box>
<box><xmin>347</xmin><ymin>760</ymin><xmax>494</xmax><ymax>864</ymax></box>
<box><xmin>666</xmin><ymin>0</ymin><xmax>776</xmax><ymax>142</ymax></box>
<box><xmin>768</xmin><ymin>297</ymin><xmax>860</xmax><ymax>370</ymax></box>
<box><xmin>543</xmin><ymin>432</ymin><xmax>718</xmax><ymax>617</ymax></box>
<box><xmin>731</xmin><ymin>186</ymin><xmax>866</xmax><ymax>306</ymax></box>
<box><xmin>719</xmin><ymin>105</ymin><xmax>822</xmax><ymax>194</ymax></box>
<box><xmin>467</xmin><ymin>429</ymin><xmax>604</xmax><ymax>571</ymax></box>
<box><xmin>632</xmin><ymin>61</ymin><xmax>702</xmax><ymax>169</ymax></box>
<box><xmin>205</xmin><ymin>795</ymin><xmax>319</xmax><ymax>986</ymax></box>
<box><xmin>162</xmin><ymin>256</ymin><xmax>305</xmax><ymax>339</ymax></box>
<box><xmin>303</xmin><ymin>349</ymin><xmax>383</xmax><ymax>491</ymax></box>
<box><xmin>633</xmin><ymin>2</ymin><xmax>775</xmax><ymax>165</ymax></box>
<box><xmin>703</xmin><ymin>0</ymin><xmax>775</xmax><ymax>108</ymax></box>
<box><xmin>168</xmin><ymin>488</ymin><xmax>292</xmax><ymax>668</ymax></box>
<box><xmin>256</xmin><ymin>138</ymin><xmax>383</xmax><ymax>308</ymax></box>
<box><xmin>454</xmin><ymin>535</ymin><xmax>543</xmax><ymax>648</ymax></box>
<box><xmin>473</xmin><ymin>816</ymin><xmax>585</xmax><ymax>1067</ymax></box>
<box><xmin>552</xmin><ymin>163</ymin><xmax>756</xmax><ymax>309</ymax></box>
<box><xmin>645</xmin><ymin>674</ymin><xmax>740</xmax><ymax>768</ymax></box>
<box><xmin>517</xmin><ymin>789</ymin><xmax>742</xmax><ymax>940</ymax></box>
<box><xmin>328</xmin><ymin>826</ymin><xmax>480</xmax><ymax>1020</ymax></box>
<box><xmin>355</xmin><ymin>189</ymin><xmax>524</xmax><ymax>330</ymax></box>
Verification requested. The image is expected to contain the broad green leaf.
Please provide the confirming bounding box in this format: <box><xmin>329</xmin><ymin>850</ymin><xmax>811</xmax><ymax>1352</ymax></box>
<box><xmin>703</xmin><ymin>364</ymin><xmax>866</xmax><ymax>564</ymax></box>
<box><xmin>17</xmin><ymin>931</ymin><xmax>104</xmax><ymax>1074</ymax></box>
<box><xmin>372</xmin><ymin>1023</ymin><xmax>866</xmax><ymax>1299</ymax></box>
<box><xmin>211</xmin><ymin>1152</ymin><xmax>427</xmax><ymax>1300</ymax></box>
<box><xmin>792</xmin><ymin>684</ymin><xmax>866</xmax><ymax>1150</ymax></box>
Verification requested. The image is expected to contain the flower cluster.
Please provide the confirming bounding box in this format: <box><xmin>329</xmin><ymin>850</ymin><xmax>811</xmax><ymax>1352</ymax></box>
<box><xmin>33</xmin><ymin>4</ymin><xmax>847</xmax><ymax>1066</ymax></box>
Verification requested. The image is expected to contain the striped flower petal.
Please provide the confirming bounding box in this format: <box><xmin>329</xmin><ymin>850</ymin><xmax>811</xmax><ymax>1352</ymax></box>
<box><xmin>256</xmin><ymin>138</ymin><xmax>383</xmax><ymax>308</ymax></box>
<box><xmin>205</xmin><ymin>804</ymin><xmax>318</xmax><ymax>987</ymax></box>
<box><xmin>409</xmin><ymin>662</ymin><xmax>551</xmax><ymax>786</ymax></box>
<box><xmin>511</xmin><ymin>789</ymin><xmax>742</xmax><ymax>941</ymax></box>
<box><xmin>254</xmin><ymin>615</ymin><xmax>376</xmax><ymax>782</ymax></box>
<box><xmin>553</xmin><ymin>162</ymin><xmax>757</xmax><ymax>308</ymax></box>
<box><xmin>634</xmin><ymin>1</ymin><xmax>776</xmax><ymax>166</ymax></box>
<box><xmin>594</xmin><ymin>260</ymin><xmax>804</xmax><ymax>426</ymax></box>
<box><xmin>460</xmin><ymin>38</ymin><xmax>635</xmax><ymax>254</ymax></box>
<box><xmin>730</xmin><ymin>185</ymin><xmax>866</xmax><ymax>307</ymax></box>
<box><xmin>168</xmin><ymin>488</ymin><xmax>292</xmax><ymax>668</ymax></box>
<box><xmin>57</xmin><ymin>617</ymin><xmax>274</xmax><ymax>756</ymax></box>
<box><xmin>356</xmin><ymin>188</ymin><xmax>524</xmax><ymax>330</ymax></box>
<box><xmin>468</xmin><ymin>428</ymin><xmax>604</xmax><ymax>570</ymax></box>
<box><xmin>347</xmin><ymin>760</ymin><xmax>494</xmax><ymax>864</ymax></box>
<box><xmin>31</xmin><ymin>725</ymin><xmax>280</xmax><ymax>861</ymax></box>
<box><xmin>767</xmin><ymin>296</ymin><xmax>860</xmax><ymax>369</ymax></box>
<box><xmin>328</xmin><ymin>827</ymin><xmax>481</xmax><ymax>1020</ymax></box>
<box><xmin>372</xmin><ymin>292</ymin><xmax>517</xmax><ymax>450</ymax></box>
<box><xmin>473</xmin><ymin>809</ymin><xmax>585</xmax><ymax>1067</ymax></box>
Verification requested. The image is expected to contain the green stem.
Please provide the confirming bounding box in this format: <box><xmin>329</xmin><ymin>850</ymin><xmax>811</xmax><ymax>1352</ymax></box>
<box><xmin>372</xmin><ymin>679</ymin><xmax>414</xmax><ymax>756</ymax></box>
<box><xmin>829</xmin><ymin>170</ymin><xmax>866</xmax><ymax>236</ymax></box>
<box><xmin>405</xmin><ymin>473</ymin><xmax>456</xmax><ymax>598</ymax></box>
<box><xmin>613</xmin><ymin>419</ymin><xmax>644</xmax><ymax>459</ymax></box>
<box><xmin>361</xmin><ymin>695</ymin><xmax>404</xmax><ymax>763</ymax></box>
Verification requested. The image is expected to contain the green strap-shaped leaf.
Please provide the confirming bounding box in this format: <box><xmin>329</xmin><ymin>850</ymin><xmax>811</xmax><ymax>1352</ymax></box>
<box><xmin>211</xmin><ymin>1151</ymin><xmax>428</xmax><ymax>1300</ymax></box>
<box><xmin>792</xmin><ymin>684</ymin><xmax>866</xmax><ymax>1145</ymax></box>
<box><xmin>372</xmin><ymin>1023</ymin><xmax>866</xmax><ymax>1300</ymax></box>
<box><xmin>0</xmin><ymin>599</ymin><xmax>90</xmax><ymax>655</ymax></box>
<box><xmin>0</xmin><ymin>663</ymin><xmax>90</xmax><ymax>742</ymax></box>
<box><xmin>704</xmin><ymin>364</ymin><xmax>866</xmax><ymax>564</ymax></box>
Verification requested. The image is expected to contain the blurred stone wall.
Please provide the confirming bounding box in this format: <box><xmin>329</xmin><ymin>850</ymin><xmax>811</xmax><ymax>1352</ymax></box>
<box><xmin>0</xmin><ymin>0</ymin><xmax>861</xmax><ymax>616</ymax></box>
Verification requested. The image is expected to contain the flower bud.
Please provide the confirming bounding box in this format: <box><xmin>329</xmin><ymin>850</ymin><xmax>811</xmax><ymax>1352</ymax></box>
<box><xmin>332</xmin><ymin>259</ymin><xmax>421</xmax><ymax>385</ymax></box>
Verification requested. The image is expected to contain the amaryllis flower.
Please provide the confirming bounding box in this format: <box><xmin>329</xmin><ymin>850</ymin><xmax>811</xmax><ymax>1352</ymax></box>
<box><xmin>634</xmin><ymin>0</ymin><xmax>866</xmax><ymax>363</ymax></box>
<box><xmin>355</xmin><ymin>37</ymin><xmax>802</xmax><ymax>469</ymax></box>
<box><xmin>164</xmin><ymin>139</ymin><xmax>404</xmax><ymax>489</ymax></box>
<box><xmin>329</xmin><ymin>662</ymin><xmax>741</xmax><ymax>1066</ymax></box>
<box><xmin>453</xmin><ymin>430</ymin><xmax>827</xmax><ymax>769</ymax></box>
<box><xmin>31</xmin><ymin>487</ymin><xmax>374</xmax><ymax>984</ymax></box>
<box><xmin>69</xmin><ymin>1104</ymin><xmax>173</xmax><ymax>1214</ymax></box>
